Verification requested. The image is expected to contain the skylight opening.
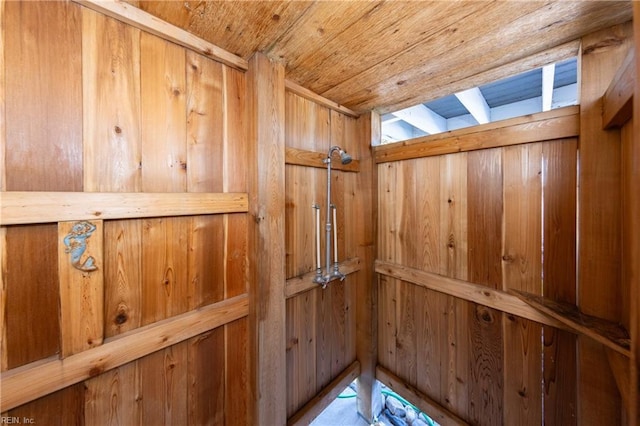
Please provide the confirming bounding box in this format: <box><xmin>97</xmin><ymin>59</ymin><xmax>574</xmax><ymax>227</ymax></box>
<box><xmin>380</xmin><ymin>57</ymin><xmax>578</xmax><ymax>145</ymax></box>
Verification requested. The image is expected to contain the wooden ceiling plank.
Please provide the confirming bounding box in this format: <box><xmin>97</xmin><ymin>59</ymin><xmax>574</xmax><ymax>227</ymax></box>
<box><xmin>267</xmin><ymin>1</ymin><xmax>382</xmax><ymax>69</ymax></box>
<box><xmin>327</xmin><ymin>2</ymin><xmax>631</xmax><ymax>113</ymax></box>
<box><xmin>379</xmin><ymin>40</ymin><xmax>580</xmax><ymax>115</ymax></box>
<box><xmin>322</xmin><ymin>1</ymin><xmax>550</xmax><ymax>110</ymax></box>
<box><xmin>139</xmin><ymin>1</ymin><xmax>314</xmax><ymax>60</ymax></box>
<box><xmin>286</xmin><ymin>1</ymin><xmax>487</xmax><ymax>95</ymax></box>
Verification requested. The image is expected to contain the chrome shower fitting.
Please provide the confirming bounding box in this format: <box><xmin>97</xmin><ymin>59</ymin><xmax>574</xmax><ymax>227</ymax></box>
<box><xmin>313</xmin><ymin>145</ymin><xmax>352</xmax><ymax>288</ymax></box>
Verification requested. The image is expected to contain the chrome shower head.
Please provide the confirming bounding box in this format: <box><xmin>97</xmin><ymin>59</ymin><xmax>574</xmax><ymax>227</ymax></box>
<box><xmin>339</xmin><ymin>150</ymin><xmax>352</xmax><ymax>165</ymax></box>
<box><xmin>327</xmin><ymin>145</ymin><xmax>353</xmax><ymax>165</ymax></box>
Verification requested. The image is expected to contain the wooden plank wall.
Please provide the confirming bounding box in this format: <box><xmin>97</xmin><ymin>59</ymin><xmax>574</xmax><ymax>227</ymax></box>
<box><xmin>284</xmin><ymin>91</ymin><xmax>365</xmax><ymax>420</ymax></box>
<box><xmin>375</xmin><ymin>108</ymin><xmax>582</xmax><ymax>425</ymax></box>
<box><xmin>1</xmin><ymin>2</ymin><xmax>249</xmax><ymax>424</ymax></box>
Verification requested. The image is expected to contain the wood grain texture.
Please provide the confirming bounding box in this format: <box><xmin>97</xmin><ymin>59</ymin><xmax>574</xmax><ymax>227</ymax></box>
<box><xmin>377</xmin><ymin>365</ymin><xmax>468</xmax><ymax>426</ymax></box>
<box><xmin>542</xmin><ymin>139</ymin><xmax>577</xmax><ymax>425</ymax></box>
<box><xmin>84</xmin><ymin>362</ymin><xmax>141</xmax><ymax>425</ymax></box>
<box><xmin>247</xmin><ymin>52</ymin><xmax>287</xmax><ymax>426</ymax></box>
<box><xmin>288</xmin><ymin>361</ymin><xmax>360</xmax><ymax>426</ymax></box>
<box><xmin>0</xmin><ymin>191</ymin><xmax>249</xmax><ymax>225</ymax></box>
<box><xmin>578</xmin><ymin>22</ymin><xmax>632</xmax><ymax>425</ymax></box>
<box><xmin>187</xmin><ymin>329</ymin><xmax>224</xmax><ymax>425</ymax></box>
<box><xmin>467</xmin><ymin>148</ymin><xmax>503</xmax><ymax>290</ymax></box>
<box><xmin>1</xmin><ymin>294</ymin><xmax>248</xmax><ymax>412</ymax></box>
<box><xmin>501</xmin><ymin>144</ymin><xmax>543</xmax><ymax>425</ymax></box>
<box><xmin>602</xmin><ymin>47</ymin><xmax>635</xmax><ymax>129</ymax></box>
<box><xmin>225</xmin><ymin>317</ymin><xmax>249</xmax><ymax>425</ymax></box>
<box><xmin>5</xmin><ymin>225</ymin><xmax>60</xmax><ymax>369</ymax></box>
<box><xmin>139</xmin><ymin>342</ymin><xmax>188</xmax><ymax>425</ymax></box>
<box><xmin>352</xmin><ymin>112</ymin><xmax>378</xmax><ymax>423</ymax></box>
<box><xmin>141</xmin><ymin>217</ymin><xmax>190</xmax><ymax>325</ymax></box>
<box><xmin>375</xmin><ymin>107</ymin><xmax>579</xmax><ymax>164</ymax></box>
<box><xmin>512</xmin><ymin>290</ymin><xmax>631</xmax><ymax>357</ymax></box>
<box><xmin>286</xmin><ymin>290</ymin><xmax>317</xmax><ymax>417</ymax></box>
<box><xmin>5</xmin><ymin>0</ymin><xmax>83</xmax><ymax>192</ymax></box>
<box><xmin>141</xmin><ymin>32</ymin><xmax>187</xmax><ymax>193</ymax></box>
<box><xmin>632</xmin><ymin>7</ymin><xmax>640</xmax><ymax>423</ymax></box>
<box><xmin>439</xmin><ymin>153</ymin><xmax>468</xmax><ymax>281</ymax></box>
<box><xmin>75</xmin><ymin>0</ymin><xmax>248</xmax><ymax>70</ymax></box>
<box><xmin>58</xmin><ymin>220</ymin><xmax>105</xmax><ymax>357</ymax></box>
<box><xmin>83</xmin><ymin>9</ymin><xmax>141</xmax><ymax>192</ymax></box>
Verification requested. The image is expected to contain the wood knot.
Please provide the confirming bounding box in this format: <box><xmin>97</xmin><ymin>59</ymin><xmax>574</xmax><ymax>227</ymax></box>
<box><xmin>115</xmin><ymin>313</ymin><xmax>128</xmax><ymax>325</ymax></box>
<box><xmin>475</xmin><ymin>306</ymin><xmax>495</xmax><ymax>324</ymax></box>
<box><xmin>114</xmin><ymin>126</ymin><xmax>122</xmax><ymax>134</ymax></box>
<box><xmin>89</xmin><ymin>366</ymin><xmax>103</xmax><ymax>377</ymax></box>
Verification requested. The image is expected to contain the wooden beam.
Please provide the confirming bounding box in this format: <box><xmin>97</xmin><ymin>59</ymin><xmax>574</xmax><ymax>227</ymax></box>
<box><xmin>631</xmin><ymin>6</ymin><xmax>640</xmax><ymax>424</ymax></box>
<box><xmin>376</xmin><ymin>365</ymin><xmax>468</xmax><ymax>426</ymax></box>
<box><xmin>0</xmin><ymin>294</ymin><xmax>249</xmax><ymax>412</ymax></box>
<box><xmin>287</xmin><ymin>361</ymin><xmax>361</xmax><ymax>426</ymax></box>
<box><xmin>285</xmin><ymin>79</ymin><xmax>358</xmax><ymax>118</ymax></box>
<box><xmin>0</xmin><ymin>192</ymin><xmax>248</xmax><ymax>225</ymax></box>
<box><xmin>354</xmin><ymin>112</ymin><xmax>378</xmax><ymax>423</ymax></box>
<box><xmin>375</xmin><ymin>260</ymin><xmax>569</xmax><ymax>330</ymax></box>
<box><xmin>603</xmin><ymin>47</ymin><xmax>635</xmax><ymax>129</ymax></box>
<box><xmin>374</xmin><ymin>106</ymin><xmax>579</xmax><ymax>163</ymax></box>
<box><xmin>285</xmin><ymin>147</ymin><xmax>360</xmax><ymax>172</ymax></box>
<box><xmin>285</xmin><ymin>257</ymin><xmax>361</xmax><ymax>298</ymax></box>
<box><xmin>72</xmin><ymin>0</ymin><xmax>247</xmax><ymax>71</ymax></box>
<box><xmin>542</xmin><ymin>63</ymin><xmax>556</xmax><ymax>112</ymax></box>
<box><xmin>512</xmin><ymin>290</ymin><xmax>631</xmax><ymax>357</ymax></box>
<box><xmin>455</xmin><ymin>87</ymin><xmax>490</xmax><ymax>124</ymax></box>
<box><xmin>392</xmin><ymin>104</ymin><xmax>447</xmax><ymax>135</ymax></box>
<box><xmin>247</xmin><ymin>52</ymin><xmax>287</xmax><ymax>426</ymax></box>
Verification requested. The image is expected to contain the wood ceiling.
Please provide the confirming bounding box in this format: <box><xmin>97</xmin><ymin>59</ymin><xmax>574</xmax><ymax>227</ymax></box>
<box><xmin>134</xmin><ymin>1</ymin><xmax>633</xmax><ymax>115</ymax></box>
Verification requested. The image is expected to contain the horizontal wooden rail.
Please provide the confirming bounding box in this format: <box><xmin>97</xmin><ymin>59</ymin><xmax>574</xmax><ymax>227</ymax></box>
<box><xmin>0</xmin><ymin>192</ymin><xmax>248</xmax><ymax>225</ymax></box>
<box><xmin>374</xmin><ymin>105</ymin><xmax>579</xmax><ymax>163</ymax></box>
<box><xmin>73</xmin><ymin>0</ymin><xmax>248</xmax><ymax>71</ymax></box>
<box><xmin>376</xmin><ymin>365</ymin><xmax>468</xmax><ymax>426</ymax></box>
<box><xmin>285</xmin><ymin>257</ymin><xmax>362</xmax><ymax>298</ymax></box>
<box><xmin>603</xmin><ymin>47</ymin><xmax>635</xmax><ymax>129</ymax></box>
<box><xmin>287</xmin><ymin>361</ymin><xmax>361</xmax><ymax>426</ymax></box>
<box><xmin>375</xmin><ymin>260</ymin><xmax>568</xmax><ymax>330</ymax></box>
<box><xmin>512</xmin><ymin>290</ymin><xmax>631</xmax><ymax>357</ymax></box>
<box><xmin>0</xmin><ymin>294</ymin><xmax>249</xmax><ymax>411</ymax></box>
<box><xmin>285</xmin><ymin>79</ymin><xmax>359</xmax><ymax>118</ymax></box>
<box><xmin>286</xmin><ymin>147</ymin><xmax>360</xmax><ymax>172</ymax></box>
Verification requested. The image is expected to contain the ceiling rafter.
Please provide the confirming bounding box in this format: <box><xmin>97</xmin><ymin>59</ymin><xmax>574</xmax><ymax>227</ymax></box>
<box><xmin>391</xmin><ymin>104</ymin><xmax>447</xmax><ymax>135</ymax></box>
<box><xmin>542</xmin><ymin>63</ymin><xmax>556</xmax><ymax>111</ymax></box>
<box><xmin>455</xmin><ymin>87</ymin><xmax>490</xmax><ymax>124</ymax></box>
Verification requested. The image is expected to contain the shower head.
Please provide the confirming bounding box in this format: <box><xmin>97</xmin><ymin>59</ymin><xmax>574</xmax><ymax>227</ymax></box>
<box><xmin>339</xmin><ymin>150</ymin><xmax>352</xmax><ymax>165</ymax></box>
<box><xmin>328</xmin><ymin>146</ymin><xmax>352</xmax><ymax>165</ymax></box>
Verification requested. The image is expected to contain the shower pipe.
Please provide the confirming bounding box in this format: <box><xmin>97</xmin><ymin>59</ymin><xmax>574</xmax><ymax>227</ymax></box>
<box><xmin>313</xmin><ymin>145</ymin><xmax>352</xmax><ymax>288</ymax></box>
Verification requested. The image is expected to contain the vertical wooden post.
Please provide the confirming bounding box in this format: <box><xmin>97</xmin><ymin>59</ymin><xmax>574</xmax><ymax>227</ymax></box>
<box><xmin>0</xmin><ymin>0</ymin><xmax>6</xmax><ymax>376</ymax></box>
<box><xmin>247</xmin><ymin>52</ymin><xmax>286</xmax><ymax>426</ymax></box>
<box><xmin>578</xmin><ymin>22</ymin><xmax>633</xmax><ymax>425</ymax></box>
<box><xmin>355</xmin><ymin>111</ymin><xmax>378</xmax><ymax>422</ymax></box>
<box><xmin>631</xmin><ymin>4</ymin><xmax>640</xmax><ymax>424</ymax></box>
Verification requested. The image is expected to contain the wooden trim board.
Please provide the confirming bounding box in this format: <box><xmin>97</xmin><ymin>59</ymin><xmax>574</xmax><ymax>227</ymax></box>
<box><xmin>287</xmin><ymin>361</ymin><xmax>361</xmax><ymax>426</ymax></box>
<box><xmin>376</xmin><ymin>365</ymin><xmax>468</xmax><ymax>426</ymax></box>
<box><xmin>286</xmin><ymin>147</ymin><xmax>360</xmax><ymax>172</ymax></box>
<box><xmin>0</xmin><ymin>191</ymin><xmax>248</xmax><ymax>225</ymax></box>
<box><xmin>285</xmin><ymin>257</ymin><xmax>361</xmax><ymax>298</ymax></box>
<box><xmin>72</xmin><ymin>0</ymin><xmax>248</xmax><ymax>71</ymax></box>
<box><xmin>602</xmin><ymin>47</ymin><xmax>635</xmax><ymax>129</ymax></box>
<box><xmin>0</xmin><ymin>294</ymin><xmax>249</xmax><ymax>411</ymax></box>
<box><xmin>374</xmin><ymin>106</ymin><xmax>579</xmax><ymax>163</ymax></box>
<box><xmin>375</xmin><ymin>260</ymin><xmax>569</xmax><ymax>330</ymax></box>
<box><xmin>285</xmin><ymin>79</ymin><xmax>359</xmax><ymax>118</ymax></box>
